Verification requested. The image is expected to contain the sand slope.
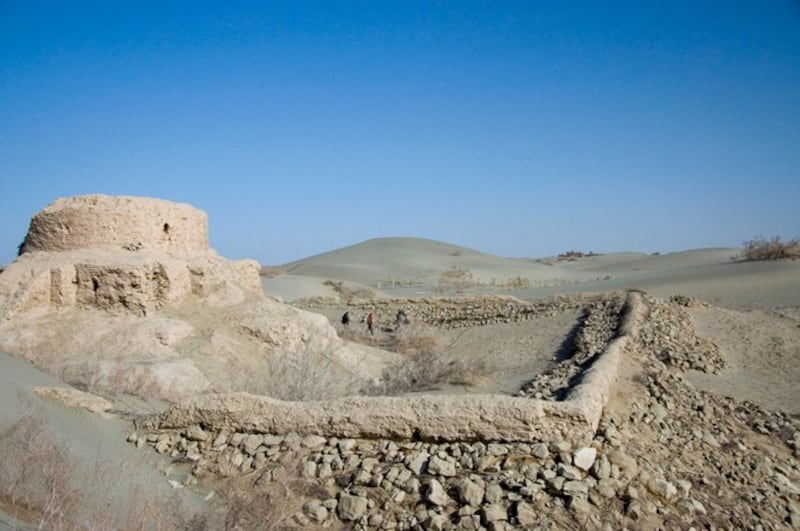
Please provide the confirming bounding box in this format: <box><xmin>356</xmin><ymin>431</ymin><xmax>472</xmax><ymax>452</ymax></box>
<box><xmin>0</xmin><ymin>352</ymin><xmax>203</xmax><ymax>528</ymax></box>
<box><xmin>266</xmin><ymin>238</ymin><xmax>800</xmax><ymax>419</ymax></box>
<box><xmin>281</xmin><ymin>237</ymin><xmax>573</xmax><ymax>286</ymax></box>
<box><xmin>265</xmin><ymin>238</ymin><xmax>799</xmax><ymax>311</ymax></box>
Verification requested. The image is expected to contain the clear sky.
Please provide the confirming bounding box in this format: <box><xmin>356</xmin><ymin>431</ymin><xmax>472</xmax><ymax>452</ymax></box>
<box><xmin>1</xmin><ymin>1</ymin><xmax>798</xmax><ymax>265</ymax></box>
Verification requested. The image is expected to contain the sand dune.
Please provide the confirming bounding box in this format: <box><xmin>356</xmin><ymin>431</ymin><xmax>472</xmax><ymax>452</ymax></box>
<box><xmin>265</xmin><ymin>237</ymin><xmax>799</xmax><ymax>310</ymax></box>
<box><xmin>281</xmin><ymin>237</ymin><xmax>563</xmax><ymax>285</ymax></box>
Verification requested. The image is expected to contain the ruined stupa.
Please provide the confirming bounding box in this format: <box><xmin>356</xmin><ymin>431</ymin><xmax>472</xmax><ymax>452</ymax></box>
<box><xmin>2</xmin><ymin>194</ymin><xmax>260</xmax><ymax>318</ymax></box>
<box><xmin>0</xmin><ymin>195</ymin><xmax>392</xmax><ymax>401</ymax></box>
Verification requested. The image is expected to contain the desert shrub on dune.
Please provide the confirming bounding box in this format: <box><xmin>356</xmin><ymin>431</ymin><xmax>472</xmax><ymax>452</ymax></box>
<box><xmin>740</xmin><ymin>235</ymin><xmax>800</xmax><ymax>261</ymax></box>
<box><xmin>556</xmin><ymin>250</ymin><xmax>600</xmax><ymax>262</ymax></box>
<box><xmin>0</xmin><ymin>413</ymin><xmax>193</xmax><ymax>530</ymax></box>
<box><xmin>259</xmin><ymin>265</ymin><xmax>286</xmax><ymax>278</ymax></box>
<box><xmin>322</xmin><ymin>279</ymin><xmax>378</xmax><ymax>300</ymax></box>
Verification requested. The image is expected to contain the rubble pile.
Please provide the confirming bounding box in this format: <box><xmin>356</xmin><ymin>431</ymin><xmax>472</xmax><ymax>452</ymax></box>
<box><xmin>130</xmin><ymin>293</ymin><xmax>800</xmax><ymax>529</ymax></box>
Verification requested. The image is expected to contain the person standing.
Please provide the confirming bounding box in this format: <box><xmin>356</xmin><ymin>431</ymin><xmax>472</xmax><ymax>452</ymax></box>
<box><xmin>366</xmin><ymin>312</ymin><xmax>374</xmax><ymax>335</ymax></box>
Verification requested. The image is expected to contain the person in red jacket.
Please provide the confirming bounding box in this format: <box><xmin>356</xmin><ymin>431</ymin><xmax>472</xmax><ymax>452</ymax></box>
<box><xmin>366</xmin><ymin>312</ymin><xmax>374</xmax><ymax>335</ymax></box>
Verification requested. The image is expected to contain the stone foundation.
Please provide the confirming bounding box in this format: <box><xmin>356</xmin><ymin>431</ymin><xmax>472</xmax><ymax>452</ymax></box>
<box><xmin>155</xmin><ymin>292</ymin><xmax>647</xmax><ymax>445</ymax></box>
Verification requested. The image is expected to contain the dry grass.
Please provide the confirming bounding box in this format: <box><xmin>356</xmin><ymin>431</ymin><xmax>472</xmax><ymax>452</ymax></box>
<box><xmin>367</xmin><ymin>351</ymin><xmax>488</xmax><ymax>396</ymax></box>
<box><xmin>0</xmin><ymin>411</ymin><xmax>195</xmax><ymax>530</ymax></box>
<box><xmin>384</xmin><ymin>321</ymin><xmax>442</xmax><ymax>355</ymax></box>
<box><xmin>740</xmin><ymin>235</ymin><xmax>800</xmax><ymax>261</ymax></box>
<box><xmin>362</xmin><ymin>325</ymin><xmax>489</xmax><ymax>395</ymax></box>
<box><xmin>195</xmin><ymin>456</ymin><xmax>329</xmax><ymax>530</ymax></box>
<box><xmin>214</xmin><ymin>347</ymin><xmax>364</xmax><ymax>401</ymax></box>
<box><xmin>259</xmin><ymin>266</ymin><xmax>286</xmax><ymax>278</ymax></box>
<box><xmin>322</xmin><ymin>279</ymin><xmax>378</xmax><ymax>301</ymax></box>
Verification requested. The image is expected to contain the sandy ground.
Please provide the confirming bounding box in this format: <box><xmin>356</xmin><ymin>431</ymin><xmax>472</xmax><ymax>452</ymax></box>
<box><xmin>0</xmin><ymin>352</ymin><xmax>205</xmax><ymax>529</ymax></box>
<box><xmin>2</xmin><ymin>236</ymin><xmax>799</xmax><ymax>526</ymax></box>
<box><xmin>265</xmin><ymin>238</ymin><xmax>800</xmax><ymax>417</ymax></box>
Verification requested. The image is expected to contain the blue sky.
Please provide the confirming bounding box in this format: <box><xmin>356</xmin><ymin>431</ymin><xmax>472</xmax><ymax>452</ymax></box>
<box><xmin>1</xmin><ymin>1</ymin><xmax>798</xmax><ymax>265</ymax></box>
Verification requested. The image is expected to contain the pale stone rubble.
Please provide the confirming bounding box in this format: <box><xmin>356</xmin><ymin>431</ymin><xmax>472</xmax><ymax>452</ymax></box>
<box><xmin>131</xmin><ymin>292</ymin><xmax>800</xmax><ymax>529</ymax></box>
<box><xmin>296</xmin><ymin>293</ymin><xmax>599</xmax><ymax>331</ymax></box>
<box><xmin>132</xmin><ymin>383</ymin><xmax>799</xmax><ymax>529</ymax></box>
<box><xmin>148</xmin><ymin>292</ymin><xmax>645</xmax><ymax>446</ymax></box>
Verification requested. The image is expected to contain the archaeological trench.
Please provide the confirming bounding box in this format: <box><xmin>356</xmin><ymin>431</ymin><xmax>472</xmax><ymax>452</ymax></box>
<box><xmin>1</xmin><ymin>195</ymin><xmax>798</xmax><ymax>529</ymax></box>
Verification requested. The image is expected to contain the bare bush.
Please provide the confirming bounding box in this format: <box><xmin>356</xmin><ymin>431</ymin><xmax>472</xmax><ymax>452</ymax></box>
<box><xmin>503</xmin><ymin>276</ymin><xmax>530</xmax><ymax>289</ymax></box>
<box><xmin>439</xmin><ymin>266</ymin><xmax>474</xmax><ymax>283</ymax></box>
<box><xmin>740</xmin><ymin>235</ymin><xmax>800</xmax><ymax>261</ymax></box>
<box><xmin>215</xmin><ymin>347</ymin><xmax>364</xmax><ymax>401</ymax></box>
<box><xmin>259</xmin><ymin>266</ymin><xmax>286</xmax><ymax>278</ymax></box>
<box><xmin>189</xmin><ymin>455</ymin><xmax>328</xmax><ymax>530</ymax></box>
<box><xmin>365</xmin><ymin>326</ymin><xmax>488</xmax><ymax>395</ymax></box>
<box><xmin>384</xmin><ymin>321</ymin><xmax>441</xmax><ymax>355</ymax></box>
<box><xmin>0</xmin><ymin>413</ymin><xmax>80</xmax><ymax>530</ymax></box>
<box><xmin>0</xmin><ymin>412</ymin><xmax>195</xmax><ymax>530</ymax></box>
<box><xmin>367</xmin><ymin>350</ymin><xmax>489</xmax><ymax>396</ymax></box>
<box><xmin>322</xmin><ymin>279</ymin><xmax>378</xmax><ymax>301</ymax></box>
<box><xmin>556</xmin><ymin>250</ymin><xmax>600</xmax><ymax>262</ymax></box>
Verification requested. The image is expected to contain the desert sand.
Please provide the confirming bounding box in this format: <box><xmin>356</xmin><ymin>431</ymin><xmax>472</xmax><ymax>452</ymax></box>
<box><xmin>265</xmin><ymin>237</ymin><xmax>800</xmax><ymax>415</ymax></box>
<box><xmin>2</xmin><ymin>214</ymin><xmax>799</xmax><ymax>529</ymax></box>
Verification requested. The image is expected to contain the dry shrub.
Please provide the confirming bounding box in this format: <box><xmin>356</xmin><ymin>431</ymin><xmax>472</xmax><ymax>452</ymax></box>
<box><xmin>439</xmin><ymin>266</ymin><xmax>473</xmax><ymax>283</ymax></box>
<box><xmin>215</xmin><ymin>347</ymin><xmax>363</xmax><ymax>401</ymax></box>
<box><xmin>0</xmin><ymin>414</ymin><xmax>81</xmax><ymax>530</ymax></box>
<box><xmin>191</xmin><ymin>454</ymin><xmax>328</xmax><ymax>530</ymax></box>
<box><xmin>385</xmin><ymin>321</ymin><xmax>442</xmax><ymax>355</ymax></box>
<box><xmin>259</xmin><ymin>266</ymin><xmax>286</xmax><ymax>278</ymax></box>
<box><xmin>323</xmin><ymin>279</ymin><xmax>378</xmax><ymax>301</ymax></box>
<box><xmin>557</xmin><ymin>250</ymin><xmax>600</xmax><ymax>262</ymax></box>
<box><xmin>366</xmin><ymin>326</ymin><xmax>488</xmax><ymax>395</ymax></box>
<box><xmin>0</xmin><ymin>412</ymin><xmax>194</xmax><ymax>530</ymax></box>
<box><xmin>368</xmin><ymin>351</ymin><xmax>489</xmax><ymax>396</ymax></box>
<box><xmin>503</xmin><ymin>276</ymin><xmax>530</xmax><ymax>289</ymax></box>
<box><xmin>740</xmin><ymin>235</ymin><xmax>800</xmax><ymax>261</ymax></box>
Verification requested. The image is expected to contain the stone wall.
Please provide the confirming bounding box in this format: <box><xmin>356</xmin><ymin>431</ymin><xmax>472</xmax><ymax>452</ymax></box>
<box><xmin>20</xmin><ymin>195</ymin><xmax>208</xmax><ymax>254</ymax></box>
<box><xmin>296</xmin><ymin>293</ymin><xmax>601</xmax><ymax>330</ymax></box>
<box><xmin>154</xmin><ymin>292</ymin><xmax>646</xmax><ymax>445</ymax></box>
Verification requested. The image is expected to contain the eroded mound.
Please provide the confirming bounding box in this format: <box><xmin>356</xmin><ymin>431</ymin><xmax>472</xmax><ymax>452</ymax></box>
<box><xmin>0</xmin><ymin>195</ymin><xmax>395</xmax><ymax>402</ymax></box>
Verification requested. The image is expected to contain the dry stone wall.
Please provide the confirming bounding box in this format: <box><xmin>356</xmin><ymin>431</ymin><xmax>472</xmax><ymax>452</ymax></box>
<box><xmin>133</xmin><ymin>293</ymin><xmax>800</xmax><ymax>529</ymax></box>
<box><xmin>153</xmin><ymin>291</ymin><xmax>646</xmax><ymax>445</ymax></box>
<box><xmin>296</xmin><ymin>293</ymin><xmax>602</xmax><ymax>330</ymax></box>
